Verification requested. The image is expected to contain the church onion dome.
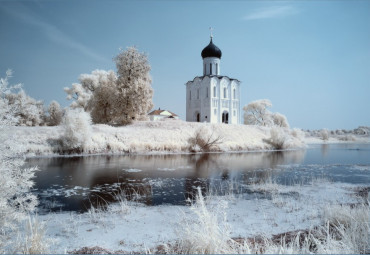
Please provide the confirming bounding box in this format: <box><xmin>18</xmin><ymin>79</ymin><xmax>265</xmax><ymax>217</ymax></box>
<box><xmin>201</xmin><ymin>38</ymin><xmax>222</xmax><ymax>59</ymax></box>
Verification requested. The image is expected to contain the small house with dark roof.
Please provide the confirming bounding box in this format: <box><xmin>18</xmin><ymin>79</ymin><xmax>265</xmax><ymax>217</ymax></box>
<box><xmin>185</xmin><ymin>32</ymin><xmax>241</xmax><ymax>124</ymax></box>
<box><xmin>148</xmin><ymin>108</ymin><xmax>179</xmax><ymax>121</ymax></box>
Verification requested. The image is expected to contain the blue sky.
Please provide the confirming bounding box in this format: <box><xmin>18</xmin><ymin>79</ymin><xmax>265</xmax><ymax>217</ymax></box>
<box><xmin>1</xmin><ymin>0</ymin><xmax>369</xmax><ymax>129</ymax></box>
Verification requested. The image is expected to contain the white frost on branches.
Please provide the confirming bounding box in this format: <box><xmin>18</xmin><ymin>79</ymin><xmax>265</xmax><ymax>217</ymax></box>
<box><xmin>64</xmin><ymin>69</ymin><xmax>116</xmax><ymax>112</ymax></box>
<box><xmin>64</xmin><ymin>47</ymin><xmax>153</xmax><ymax>126</ymax></box>
<box><xmin>6</xmin><ymin>89</ymin><xmax>46</xmax><ymax>126</ymax></box>
<box><xmin>0</xmin><ymin>70</ymin><xmax>38</xmax><ymax>252</ymax></box>
<box><xmin>113</xmin><ymin>47</ymin><xmax>153</xmax><ymax>125</ymax></box>
<box><xmin>243</xmin><ymin>99</ymin><xmax>289</xmax><ymax>128</ymax></box>
<box><xmin>47</xmin><ymin>100</ymin><xmax>63</xmax><ymax>126</ymax></box>
<box><xmin>60</xmin><ymin>108</ymin><xmax>92</xmax><ymax>151</ymax></box>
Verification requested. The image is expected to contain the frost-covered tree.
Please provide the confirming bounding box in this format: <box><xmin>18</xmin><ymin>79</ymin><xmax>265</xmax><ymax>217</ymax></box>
<box><xmin>47</xmin><ymin>100</ymin><xmax>63</xmax><ymax>126</ymax></box>
<box><xmin>60</xmin><ymin>108</ymin><xmax>92</xmax><ymax>152</ymax></box>
<box><xmin>243</xmin><ymin>99</ymin><xmax>273</xmax><ymax>126</ymax></box>
<box><xmin>88</xmin><ymin>70</ymin><xmax>117</xmax><ymax>124</ymax></box>
<box><xmin>64</xmin><ymin>48</ymin><xmax>153</xmax><ymax>126</ymax></box>
<box><xmin>243</xmin><ymin>99</ymin><xmax>290</xmax><ymax>128</ymax></box>
<box><xmin>64</xmin><ymin>69</ymin><xmax>115</xmax><ymax>111</ymax></box>
<box><xmin>272</xmin><ymin>112</ymin><xmax>290</xmax><ymax>128</ymax></box>
<box><xmin>113</xmin><ymin>47</ymin><xmax>153</xmax><ymax>125</ymax></box>
<box><xmin>0</xmin><ymin>70</ymin><xmax>38</xmax><ymax>252</ymax></box>
<box><xmin>5</xmin><ymin>89</ymin><xmax>46</xmax><ymax>126</ymax></box>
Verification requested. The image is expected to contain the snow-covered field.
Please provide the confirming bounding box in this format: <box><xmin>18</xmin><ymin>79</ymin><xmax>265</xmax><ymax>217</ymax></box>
<box><xmin>32</xmin><ymin>178</ymin><xmax>368</xmax><ymax>254</ymax></box>
<box><xmin>10</xmin><ymin>120</ymin><xmax>307</xmax><ymax>157</ymax></box>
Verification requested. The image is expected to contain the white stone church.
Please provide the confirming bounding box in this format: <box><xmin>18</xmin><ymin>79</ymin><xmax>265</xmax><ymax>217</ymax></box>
<box><xmin>186</xmin><ymin>35</ymin><xmax>241</xmax><ymax>124</ymax></box>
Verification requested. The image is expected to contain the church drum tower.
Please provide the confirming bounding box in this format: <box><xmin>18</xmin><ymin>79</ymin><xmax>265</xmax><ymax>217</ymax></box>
<box><xmin>186</xmin><ymin>35</ymin><xmax>241</xmax><ymax>124</ymax></box>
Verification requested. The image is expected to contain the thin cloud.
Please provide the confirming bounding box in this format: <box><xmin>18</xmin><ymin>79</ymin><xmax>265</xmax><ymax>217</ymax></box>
<box><xmin>243</xmin><ymin>5</ymin><xmax>299</xmax><ymax>20</ymax></box>
<box><xmin>1</xmin><ymin>3</ymin><xmax>108</xmax><ymax>63</ymax></box>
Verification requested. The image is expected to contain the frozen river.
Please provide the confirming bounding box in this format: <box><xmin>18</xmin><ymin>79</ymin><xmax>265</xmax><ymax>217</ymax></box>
<box><xmin>26</xmin><ymin>143</ymin><xmax>370</xmax><ymax>213</ymax></box>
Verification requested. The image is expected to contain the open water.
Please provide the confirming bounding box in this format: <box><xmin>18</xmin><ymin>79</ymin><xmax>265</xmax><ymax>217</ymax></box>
<box><xmin>26</xmin><ymin>143</ymin><xmax>370</xmax><ymax>213</ymax></box>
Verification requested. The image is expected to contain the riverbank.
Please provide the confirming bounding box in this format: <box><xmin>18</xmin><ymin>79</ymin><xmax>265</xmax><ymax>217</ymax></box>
<box><xmin>32</xmin><ymin>178</ymin><xmax>369</xmax><ymax>254</ymax></box>
<box><xmin>10</xmin><ymin>120</ymin><xmax>306</xmax><ymax>157</ymax></box>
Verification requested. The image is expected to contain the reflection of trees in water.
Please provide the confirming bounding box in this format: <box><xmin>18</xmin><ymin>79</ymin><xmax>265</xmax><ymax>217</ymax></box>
<box><xmin>27</xmin><ymin>149</ymin><xmax>306</xmax><ymax>212</ymax></box>
<box><xmin>321</xmin><ymin>144</ymin><xmax>329</xmax><ymax>157</ymax></box>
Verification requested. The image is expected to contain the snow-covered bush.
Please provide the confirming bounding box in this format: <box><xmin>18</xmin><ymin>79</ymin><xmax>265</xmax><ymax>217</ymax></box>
<box><xmin>60</xmin><ymin>108</ymin><xmax>92</xmax><ymax>152</ymax></box>
<box><xmin>320</xmin><ymin>128</ymin><xmax>329</xmax><ymax>141</ymax></box>
<box><xmin>188</xmin><ymin>126</ymin><xmax>222</xmax><ymax>152</ymax></box>
<box><xmin>291</xmin><ymin>128</ymin><xmax>305</xmax><ymax>141</ymax></box>
<box><xmin>264</xmin><ymin>127</ymin><xmax>288</xmax><ymax>150</ymax></box>
<box><xmin>0</xmin><ymin>70</ymin><xmax>39</xmax><ymax>253</ymax></box>
<box><xmin>47</xmin><ymin>100</ymin><xmax>63</xmax><ymax>126</ymax></box>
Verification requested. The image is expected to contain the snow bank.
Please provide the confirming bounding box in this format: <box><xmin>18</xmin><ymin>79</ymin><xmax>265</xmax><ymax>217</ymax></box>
<box><xmin>9</xmin><ymin>120</ymin><xmax>306</xmax><ymax>156</ymax></box>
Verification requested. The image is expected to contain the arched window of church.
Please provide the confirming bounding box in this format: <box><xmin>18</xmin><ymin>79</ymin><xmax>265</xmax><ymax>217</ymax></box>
<box><xmin>206</xmin><ymin>87</ymin><xmax>208</xmax><ymax>98</ymax></box>
<box><xmin>213</xmin><ymin>86</ymin><xmax>216</xmax><ymax>97</ymax></box>
<box><xmin>224</xmin><ymin>87</ymin><xmax>227</xmax><ymax>98</ymax></box>
<box><xmin>216</xmin><ymin>63</ymin><xmax>218</xmax><ymax>75</ymax></box>
<box><xmin>233</xmin><ymin>88</ymin><xmax>236</xmax><ymax>99</ymax></box>
<box><xmin>210</xmin><ymin>63</ymin><xmax>212</xmax><ymax>74</ymax></box>
<box><xmin>197</xmin><ymin>89</ymin><xmax>199</xmax><ymax>99</ymax></box>
<box><xmin>203</xmin><ymin>64</ymin><xmax>206</xmax><ymax>75</ymax></box>
<box><xmin>189</xmin><ymin>91</ymin><xmax>191</xmax><ymax>100</ymax></box>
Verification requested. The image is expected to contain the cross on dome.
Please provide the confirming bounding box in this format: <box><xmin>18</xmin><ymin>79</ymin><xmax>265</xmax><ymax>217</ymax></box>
<box><xmin>209</xmin><ymin>27</ymin><xmax>214</xmax><ymax>39</ymax></box>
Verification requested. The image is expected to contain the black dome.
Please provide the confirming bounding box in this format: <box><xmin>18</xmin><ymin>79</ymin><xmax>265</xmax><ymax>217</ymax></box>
<box><xmin>201</xmin><ymin>38</ymin><xmax>222</xmax><ymax>59</ymax></box>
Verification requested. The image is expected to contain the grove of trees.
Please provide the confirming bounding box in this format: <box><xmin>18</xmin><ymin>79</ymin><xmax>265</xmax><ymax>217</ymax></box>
<box><xmin>64</xmin><ymin>47</ymin><xmax>153</xmax><ymax>125</ymax></box>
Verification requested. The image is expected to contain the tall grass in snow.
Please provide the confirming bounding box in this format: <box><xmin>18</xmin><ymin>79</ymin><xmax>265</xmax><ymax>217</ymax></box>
<box><xmin>167</xmin><ymin>187</ymin><xmax>249</xmax><ymax>254</ymax></box>
<box><xmin>15</xmin><ymin>216</ymin><xmax>51</xmax><ymax>254</ymax></box>
<box><xmin>165</xmin><ymin>187</ymin><xmax>369</xmax><ymax>254</ymax></box>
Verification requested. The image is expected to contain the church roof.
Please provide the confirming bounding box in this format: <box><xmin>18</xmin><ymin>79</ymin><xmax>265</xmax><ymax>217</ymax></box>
<box><xmin>186</xmin><ymin>75</ymin><xmax>240</xmax><ymax>85</ymax></box>
<box><xmin>201</xmin><ymin>38</ymin><xmax>222</xmax><ymax>59</ymax></box>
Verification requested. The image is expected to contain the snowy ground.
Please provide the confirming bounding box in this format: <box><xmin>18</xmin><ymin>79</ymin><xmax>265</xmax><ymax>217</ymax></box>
<box><xmin>305</xmin><ymin>135</ymin><xmax>370</xmax><ymax>144</ymax></box>
<box><xmin>35</xmin><ymin>179</ymin><xmax>368</xmax><ymax>254</ymax></box>
<box><xmin>10</xmin><ymin>120</ymin><xmax>307</xmax><ymax>157</ymax></box>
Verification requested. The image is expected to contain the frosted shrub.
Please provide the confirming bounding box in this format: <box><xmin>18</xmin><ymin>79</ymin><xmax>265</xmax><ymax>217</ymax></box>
<box><xmin>339</xmin><ymin>134</ymin><xmax>356</xmax><ymax>142</ymax></box>
<box><xmin>320</xmin><ymin>129</ymin><xmax>329</xmax><ymax>141</ymax></box>
<box><xmin>188</xmin><ymin>126</ymin><xmax>222</xmax><ymax>152</ymax></box>
<box><xmin>60</xmin><ymin>108</ymin><xmax>92</xmax><ymax>152</ymax></box>
<box><xmin>264</xmin><ymin>127</ymin><xmax>287</xmax><ymax>150</ymax></box>
<box><xmin>291</xmin><ymin>128</ymin><xmax>305</xmax><ymax>141</ymax></box>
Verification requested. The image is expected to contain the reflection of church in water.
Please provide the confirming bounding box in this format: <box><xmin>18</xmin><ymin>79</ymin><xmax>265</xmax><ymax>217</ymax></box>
<box><xmin>186</xmin><ymin>32</ymin><xmax>241</xmax><ymax>124</ymax></box>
